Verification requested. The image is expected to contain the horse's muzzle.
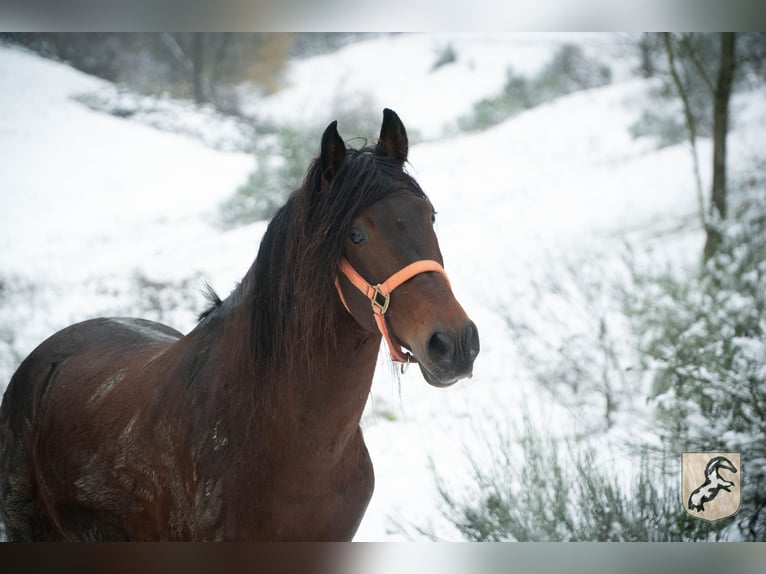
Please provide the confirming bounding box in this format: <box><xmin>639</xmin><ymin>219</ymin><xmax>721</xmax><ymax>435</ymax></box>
<box><xmin>419</xmin><ymin>320</ymin><xmax>480</xmax><ymax>387</ymax></box>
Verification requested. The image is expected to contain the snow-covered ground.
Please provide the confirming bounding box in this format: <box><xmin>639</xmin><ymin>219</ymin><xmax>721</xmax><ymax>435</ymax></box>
<box><xmin>1</xmin><ymin>35</ymin><xmax>764</xmax><ymax>541</ymax></box>
<box><xmin>241</xmin><ymin>33</ymin><xmax>629</xmax><ymax>141</ymax></box>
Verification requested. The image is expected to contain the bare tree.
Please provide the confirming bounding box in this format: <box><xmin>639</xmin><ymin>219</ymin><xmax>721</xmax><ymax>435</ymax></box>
<box><xmin>705</xmin><ymin>33</ymin><xmax>736</xmax><ymax>260</ymax></box>
<box><xmin>663</xmin><ymin>33</ymin><xmax>707</xmax><ymax>234</ymax></box>
<box><xmin>661</xmin><ymin>33</ymin><xmax>738</xmax><ymax>262</ymax></box>
<box><xmin>160</xmin><ymin>33</ymin><xmax>216</xmax><ymax>105</ymax></box>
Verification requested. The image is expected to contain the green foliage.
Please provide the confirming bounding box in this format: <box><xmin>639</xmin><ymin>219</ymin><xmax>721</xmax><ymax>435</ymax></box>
<box><xmin>219</xmin><ymin>101</ymin><xmax>389</xmax><ymax>228</ymax></box>
<box><xmin>428</xmin><ymin>170</ymin><xmax>766</xmax><ymax>542</ymax></box>
<box><xmin>427</xmin><ymin>416</ymin><xmax>723</xmax><ymax>541</ymax></box>
<box><xmin>458</xmin><ymin>69</ymin><xmax>536</xmax><ymax>132</ymax></box>
<box><xmin>458</xmin><ymin>43</ymin><xmax>612</xmax><ymax>132</ymax></box>
<box><xmin>219</xmin><ymin>125</ymin><xmax>317</xmax><ymax>226</ymax></box>
<box><xmin>535</xmin><ymin>43</ymin><xmax>613</xmax><ymax>100</ymax></box>
<box><xmin>628</xmin><ymin>108</ymin><xmax>687</xmax><ymax>147</ymax></box>
<box><xmin>627</xmin><ymin>33</ymin><xmax>746</xmax><ymax>147</ymax></box>
<box><xmin>624</xmin><ymin>173</ymin><xmax>766</xmax><ymax>540</ymax></box>
<box><xmin>431</xmin><ymin>43</ymin><xmax>457</xmax><ymax>71</ymax></box>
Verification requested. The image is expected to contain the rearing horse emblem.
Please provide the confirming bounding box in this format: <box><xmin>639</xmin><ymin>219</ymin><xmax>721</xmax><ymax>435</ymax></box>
<box><xmin>682</xmin><ymin>452</ymin><xmax>741</xmax><ymax>522</ymax></box>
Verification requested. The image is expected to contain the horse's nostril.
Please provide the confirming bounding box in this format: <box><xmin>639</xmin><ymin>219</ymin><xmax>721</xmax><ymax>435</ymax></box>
<box><xmin>427</xmin><ymin>331</ymin><xmax>455</xmax><ymax>365</ymax></box>
<box><xmin>464</xmin><ymin>322</ymin><xmax>480</xmax><ymax>359</ymax></box>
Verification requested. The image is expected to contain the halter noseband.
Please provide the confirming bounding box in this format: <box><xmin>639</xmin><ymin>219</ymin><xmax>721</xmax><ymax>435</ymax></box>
<box><xmin>334</xmin><ymin>257</ymin><xmax>451</xmax><ymax>363</ymax></box>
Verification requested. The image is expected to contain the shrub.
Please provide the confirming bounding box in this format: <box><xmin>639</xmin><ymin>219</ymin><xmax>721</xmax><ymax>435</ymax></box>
<box><xmin>458</xmin><ymin>43</ymin><xmax>612</xmax><ymax>132</ymax></box>
<box><xmin>431</xmin><ymin>43</ymin><xmax>457</xmax><ymax>71</ymax></box>
<box><xmin>624</xmin><ymin>174</ymin><xmax>766</xmax><ymax>540</ymax></box>
<box><xmin>628</xmin><ymin>108</ymin><xmax>687</xmax><ymax>147</ymax></box>
<box><xmin>415</xmin><ymin>414</ymin><xmax>723</xmax><ymax>541</ymax></box>
<box><xmin>458</xmin><ymin>69</ymin><xmax>535</xmax><ymax>132</ymax></box>
<box><xmin>535</xmin><ymin>43</ymin><xmax>612</xmax><ymax>100</ymax></box>
<box><xmin>219</xmin><ymin>125</ymin><xmax>317</xmax><ymax>226</ymax></box>
<box><xmin>500</xmin><ymin>255</ymin><xmax>637</xmax><ymax>433</ymax></box>
<box><xmin>219</xmin><ymin>97</ymin><xmax>384</xmax><ymax>227</ymax></box>
<box><xmin>420</xmin><ymin>170</ymin><xmax>766</xmax><ymax>542</ymax></box>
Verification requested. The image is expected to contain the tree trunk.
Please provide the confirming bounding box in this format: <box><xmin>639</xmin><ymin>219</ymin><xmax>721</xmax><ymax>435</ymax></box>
<box><xmin>704</xmin><ymin>33</ymin><xmax>737</xmax><ymax>261</ymax></box>
<box><xmin>663</xmin><ymin>33</ymin><xmax>707</xmax><ymax>234</ymax></box>
<box><xmin>639</xmin><ymin>33</ymin><xmax>655</xmax><ymax>78</ymax></box>
<box><xmin>192</xmin><ymin>33</ymin><xmax>205</xmax><ymax>105</ymax></box>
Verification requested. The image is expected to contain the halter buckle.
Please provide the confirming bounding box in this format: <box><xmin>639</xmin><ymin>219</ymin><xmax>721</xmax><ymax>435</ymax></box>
<box><xmin>371</xmin><ymin>285</ymin><xmax>390</xmax><ymax>315</ymax></box>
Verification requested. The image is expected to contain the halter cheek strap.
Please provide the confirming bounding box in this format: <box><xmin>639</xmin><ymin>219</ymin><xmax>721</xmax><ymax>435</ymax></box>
<box><xmin>334</xmin><ymin>257</ymin><xmax>451</xmax><ymax>363</ymax></box>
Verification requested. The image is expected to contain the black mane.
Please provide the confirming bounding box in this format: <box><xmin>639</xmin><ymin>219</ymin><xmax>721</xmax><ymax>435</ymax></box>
<box><xmin>198</xmin><ymin>282</ymin><xmax>223</xmax><ymax>322</ymax></box>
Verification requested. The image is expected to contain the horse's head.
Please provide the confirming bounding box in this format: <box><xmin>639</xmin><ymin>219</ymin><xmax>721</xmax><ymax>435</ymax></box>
<box><xmin>327</xmin><ymin>109</ymin><xmax>479</xmax><ymax>387</ymax></box>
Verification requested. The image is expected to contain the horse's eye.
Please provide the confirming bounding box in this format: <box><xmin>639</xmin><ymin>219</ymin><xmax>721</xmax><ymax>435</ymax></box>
<box><xmin>349</xmin><ymin>228</ymin><xmax>367</xmax><ymax>245</ymax></box>
<box><xmin>431</xmin><ymin>210</ymin><xmax>437</xmax><ymax>224</ymax></box>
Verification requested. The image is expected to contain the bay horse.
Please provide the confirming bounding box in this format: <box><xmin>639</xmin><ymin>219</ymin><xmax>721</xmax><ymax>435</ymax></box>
<box><xmin>0</xmin><ymin>109</ymin><xmax>479</xmax><ymax>541</ymax></box>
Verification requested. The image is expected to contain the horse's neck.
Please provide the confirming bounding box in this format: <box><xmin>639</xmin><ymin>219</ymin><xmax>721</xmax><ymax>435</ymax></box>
<box><xmin>180</xmin><ymin>282</ymin><xmax>381</xmax><ymax>456</ymax></box>
<box><xmin>266</xmin><ymin>303</ymin><xmax>381</xmax><ymax>440</ymax></box>
<box><xmin>297</xmin><ymin>309</ymin><xmax>381</xmax><ymax>437</ymax></box>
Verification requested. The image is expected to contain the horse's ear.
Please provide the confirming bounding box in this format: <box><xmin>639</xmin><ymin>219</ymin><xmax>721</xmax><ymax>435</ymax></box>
<box><xmin>320</xmin><ymin>120</ymin><xmax>346</xmax><ymax>188</ymax></box>
<box><xmin>376</xmin><ymin>108</ymin><xmax>408</xmax><ymax>164</ymax></box>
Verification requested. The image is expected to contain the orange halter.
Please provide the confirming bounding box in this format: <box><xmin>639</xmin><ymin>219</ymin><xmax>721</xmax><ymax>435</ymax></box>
<box><xmin>334</xmin><ymin>257</ymin><xmax>451</xmax><ymax>363</ymax></box>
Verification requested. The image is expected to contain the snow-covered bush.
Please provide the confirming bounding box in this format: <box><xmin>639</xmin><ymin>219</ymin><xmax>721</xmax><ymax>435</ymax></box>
<box><xmin>626</xmin><ymin>173</ymin><xmax>766</xmax><ymax>540</ymax></box>
<box><xmin>425</xmin><ymin>170</ymin><xmax>766</xmax><ymax>541</ymax></box>
<box><xmin>431</xmin><ymin>43</ymin><xmax>458</xmax><ymax>71</ymax></box>
<box><xmin>458</xmin><ymin>68</ymin><xmax>534</xmax><ymax>132</ymax></box>
<box><xmin>535</xmin><ymin>43</ymin><xmax>612</xmax><ymax>100</ymax></box>
<box><xmin>73</xmin><ymin>87</ymin><xmax>257</xmax><ymax>153</ymax></box>
<box><xmin>501</xmin><ymin>255</ymin><xmax>637</xmax><ymax>432</ymax></box>
<box><xmin>219</xmin><ymin>98</ymin><xmax>383</xmax><ymax>227</ymax></box>
<box><xmin>459</xmin><ymin>43</ymin><xmax>612</xmax><ymax>132</ymax></box>
<box><xmin>219</xmin><ymin>125</ymin><xmax>316</xmax><ymax>225</ymax></box>
<box><xmin>628</xmin><ymin>107</ymin><xmax>687</xmax><ymax>147</ymax></box>
<box><xmin>418</xmin><ymin>415</ymin><xmax>722</xmax><ymax>541</ymax></box>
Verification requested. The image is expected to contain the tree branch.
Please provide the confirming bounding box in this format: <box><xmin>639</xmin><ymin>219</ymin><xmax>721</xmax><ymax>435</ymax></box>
<box><xmin>160</xmin><ymin>32</ymin><xmax>193</xmax><ymax>72</ymax></box>
<box><xmin>663</xmin><ymin>33</ymin><xmax>707</xmax><ymax>229</ymax></box>
<box><xmin>679</xmin><ymin>34</ymin><xmax>716</xmax><ymax>93</ymax></box>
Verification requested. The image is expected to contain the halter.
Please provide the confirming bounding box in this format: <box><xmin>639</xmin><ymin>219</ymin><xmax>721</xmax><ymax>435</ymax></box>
<box><xmin>334</xmin><ymin>257</ymin><xmax>451</xmax><ymax>363</ymax></box>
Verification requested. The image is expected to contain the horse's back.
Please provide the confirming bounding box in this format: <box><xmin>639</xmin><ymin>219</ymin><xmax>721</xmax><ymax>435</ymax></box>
<box><xmin>1</xmin><ymin>317</ymin><xmax>181</xmax><ymax>427</ymax></box>
<box><xmin>0</xmin><ymin>317</ymin><xmax>182</xmax><ymax>540</ymax></box>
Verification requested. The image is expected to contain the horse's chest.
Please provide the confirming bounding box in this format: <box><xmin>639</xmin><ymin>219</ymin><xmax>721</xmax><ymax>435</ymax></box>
<box><xmin>219</xmin><ymin>437</ymin><xmax>375</xmax><ymax>541</ymax></box>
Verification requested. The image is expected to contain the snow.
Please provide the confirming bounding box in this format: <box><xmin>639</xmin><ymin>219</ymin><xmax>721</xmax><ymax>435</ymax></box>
<box><xmin>1</xmin><ymin>34</ymin><xmax>765</xmax><ymax>541</ymax></box>
<box><xmin>0</xmin><ymin>47</ymin><xmax>256</xmax><ymax>329</ymax></box>
<box><xmin>241</xmin><ymin>33</ymin><xmax>625</xmax><ymax>141</ymax></box>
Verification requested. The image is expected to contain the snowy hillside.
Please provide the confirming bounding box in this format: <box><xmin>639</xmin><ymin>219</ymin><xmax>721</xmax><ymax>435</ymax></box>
<box><xmin>241</xmin><ymin>33</ymin><xmax>626</xmax><ymax>140</ymax></box>
<box><xmin>1</xmin><ymin>35</ymin><xmax>765</xmax><ymax>541</ymax></box>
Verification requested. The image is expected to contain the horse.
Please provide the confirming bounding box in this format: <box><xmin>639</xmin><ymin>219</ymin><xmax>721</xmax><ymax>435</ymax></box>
<box><xmin>0</xmin><ymin>109</ymin><xmax>480</xmax><ymax>541</ymax></box>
